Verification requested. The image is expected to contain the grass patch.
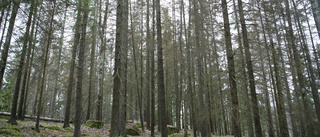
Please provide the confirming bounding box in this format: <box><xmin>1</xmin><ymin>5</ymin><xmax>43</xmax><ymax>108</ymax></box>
<box><xmin>85</xmin><ymin>120</ymin><xmax>104</xmax><ymax>129</ymax></box>
<box><xmin>46</xmin><ymin>126</ymin><xmax>61</xmax><ymax>131</ymax></box>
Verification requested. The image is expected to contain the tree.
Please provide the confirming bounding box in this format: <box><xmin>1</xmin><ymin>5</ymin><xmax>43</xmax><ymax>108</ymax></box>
<box><xmin>110</xmin><ymin>0</ymin><xmax>128</xmax><ymax>136</ymax></box>
<box><xmin>63</xmin><ymin>0</ymin><xmax>82</xmax><ymax>128</ymax></box>
<box><xmin>36</xmin><ymin>0</ymin><xmax>56</xmax><ymax>132</ymax></box>
<box><xmin>310</xmin><ymin>0</ymin><xmax>320</xmax><ymax>38</ymax></box>
<box><xmin>156</xmin><ymin>0</ymin><xmax>167</xmax><ymax>136</ymax></box>
<box><xmin>73</xmin><ymin>0</ymin><xmax>89</xmax><ymax>136</ymax></box>
<box><xmin>0</xmin><ymin>0</ymin><xmax>20</xmax><ymax>94</ymax></box>
<box><xmin>14</xmin><ymin>0</ymin><xmax>34</xmax><ymax>121</ymax></box>
<box><xmin>221</xmin><ymin>0</ymin><xmax>242</xmax><ymax>136</ymax></box>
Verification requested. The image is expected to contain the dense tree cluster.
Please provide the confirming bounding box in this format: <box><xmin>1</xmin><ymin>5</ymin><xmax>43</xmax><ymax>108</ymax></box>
<box><xmin>0</xmin><ymin>0</ymin><xmax>320</xmax><ymax>136</ymax></box>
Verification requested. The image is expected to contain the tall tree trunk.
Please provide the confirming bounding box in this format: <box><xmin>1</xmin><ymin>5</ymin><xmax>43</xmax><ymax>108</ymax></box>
<box><xmin>232</xmin><ymin>0</ymin><xmax>254</xmax><ymax>136</ymax></box>
<box><xmin>96</xmin><ymin>0</ymin><xmax>109</xmax><ymax>121</ymax></box>
<box><xmin>221</xmin><ymin>0</ymin><xmax>242</xmax><ymax>136</ymax></box>
<box><xmin>119</xmin><ymin>0</ymin><xmax>128</xmax><ymax>135</ymax></box>
<box><xmin>16</xmin><ymin>0</ymin><xmax>35</xmax><ymax>120</ymax></box>
<box><xmin>63</xmin><ymin>0</ymin><xmax>82</xmax><ymax>128</ymax></box>
<box><xmin>35</xmin><ymin>1</ymin><xmax>56</xmax><ymax>132</ymax></box>
<box><xmin>237</xmin><ymin>0</ymin><xmax>263</xmax><ymax>136</ymax></box>
<box><xmin>21</xmin><ymin>6</ymin><xmax>39</xmax><ymax>119</ymax></box>
<box><xmin>146</xmin><ymin>0</ymin><xmax>151</xmax><ymax>130</ymax></box>
<box><xmin>303</xmin><ymin>0</ymin><xmax>320</xmax><ymax>78</ymax></box>
<box><xmin>151</xmin><ymin>0</ymin><xmax>156</xmax><ymax>135</ymax></box>
<box><xmin>0</xmin><ymin>3</ymin><xmax>10</xmax><ymax>51</ymax></box>
<box><xmin>73</xmin><ymin>0</ymin><xmax>89</xmax><ymax>136</ymax></box>
<box><xmin>87</xmin><ymin>0</ymin><xmax>98</xmax><ymax>121</ymax></box>
<box><xmin>110</xmin><ymin>0</ymin><xmax>127</xmax><ymax>136</ymax></box>
<box><xmin>0</xmin><ymin>0</ymin><xmax>20</xmax><ymax>96</ymax></box>
<box><xmin>283</xmin><ymin>0</ymin><xmax>314</xmax><ymax>136</ymax></box>
<box><xmin>310</xmin><ymin>0</ymin><xmax>320</xmax><ymax>38</ymax></box>
<box><xmin>292</xmin><ymin>0</ymin><xmax>320</xmax><ymax>128</ymax></box>
<box><xmin>50</xmin><ymin>3</ymin><xmax>67</xmax><ymax>119</ymax></box>
<box><xmin>156</xmin><ymin>0</ymin><xmax>167</xmax><ymax>136</ymax></box>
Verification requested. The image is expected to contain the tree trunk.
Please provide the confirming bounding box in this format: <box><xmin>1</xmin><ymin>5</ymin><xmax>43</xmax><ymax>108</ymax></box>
<box><xmin>237</xmin><ymin>0</ymin><xmax>263</xmax><ymax>136</ymax></box>
<box><xmin>87</xmin><ymin>0</ymin><xmax>98</xmax><ymax>121</ymax></box>
<box><xmin>73</xmin><ymin>0</ymin><xmax>89</xmax><ymax>136</ymax></box>
<box><xmin>310</xmin><ymin>0</ymin><xmax>320</xmax><ymax>39</ymax></box>
<box><xmin>110</xmin><ymin>0</ymin><xmax>127</xmax><ymax>136</ymax></box>
<box><xmin>156</xmin><ymin>0</ymin><xmax>167</xmax><ymax>136</ymax></box>
<box><xmin>119</xmin><ymin>0</ymin><xmax>128</xmax><ymax>135</ymax></box>
<box><xmin>221</xmin><ymin>0</ymin><xmax>242</xmax><ymax>136</ymax></box>
<box><xmin>63</xmin><ymin>0</ymin><xmax>82</xmax><ymax>128</ymax></box>
<box><xmin>283</xmin><ymin>0</ymin><xmax>313</xmax><ymax>136</ymax></box>
<box><xmin>146</xmin><ymin>0</ymin><xmax>151</xmax><ymax>130</ymax></box>
<box><xmin>49</xmin><ymin>3</ymin><xmax>67</xmax><ymax>119</ymax></box>
<box><xmin>0</xmin><ymin>0</ymin><xmax>20</xmax><ymax>98</ymax></box>
<box><xmin>151</xmin><ymin>0</ymin><xmax>156</xmax><ymax>135</ymax></box>
<box><xmin>16</xmin><ymin>0</ymin><xmax>35</xmax><ymax>120</ymax></box>
<box><xmin>292</xmin><ymin>0</ymin><xmax>320</xmax><ymax>128</ymax></box>
<box><xmin>35</xmin><ymin>1</ymin><xmax>56</xmax><ymax>132</ymax></box>
<box><xmin>0</xmin><ymin>3</ymin><xmax>10</xmax><ymax>51</ymax></box>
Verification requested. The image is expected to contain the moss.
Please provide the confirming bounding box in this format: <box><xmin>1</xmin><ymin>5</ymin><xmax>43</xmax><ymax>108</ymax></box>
<box><xmin>167</xmin><ymin>125</ymin><xmax>179</xmax><ymax>135</ymax></box>
<box><xmin>0</xmin><ymin>126</ymin><xmax>23</xmax><ymax>137</ymax></box>
<box><xmin>126</xmin><ymin>126</ymin><xmax>141</xmax><ymax>136</ymax></box>
<box><xmin>46</xmin><ymin>126</ymin><xmax>61</xmax><ymax>131</ymax></box>
<box><xmin>85</xmin><ymin>120</ymin><xmax>104</xmax><ymax>129</ymax></box>
<box><xmin>135</xmin><ymin>123</ymin><xmax>141</xmax><ymax>128</ymax></box>
<box><xmin>64</xmin><ymin>127</ymin><xmax>71</xmax><ymax>131</ymax></box>
<box><xmin>81</xmin><ymin>133</ymin><xmax>89</xmax><ymax>136</ymax></box>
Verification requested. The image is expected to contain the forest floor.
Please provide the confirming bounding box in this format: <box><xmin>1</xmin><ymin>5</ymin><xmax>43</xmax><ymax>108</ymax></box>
<box><xmin>0</xmin><ymin>115</ymin><xmax>232</xmax><ymax>137</ymax></box>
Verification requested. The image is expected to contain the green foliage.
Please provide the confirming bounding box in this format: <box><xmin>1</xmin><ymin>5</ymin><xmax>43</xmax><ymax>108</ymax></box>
<box><xmin>46</xmin><ymin>126</ymin><xmax>61</xmax><ymax>131</ymax></box>
<box><xmin>125</xmin><ymin>127</ymin><xmax>141</xmax><ymax>136</ymax></box>
<box><xmin>85</xmin><ymin>120</ymin><xmax>104</xmax><ymax>129</ymax></box>
<box><xmin>135</xmin><ymin>123</ymin><xmax>142</xmax><ymax>128</ymax></box>
<box><xmin>167</xmin><ymin>126</ymin><xmax>179</xmax><ymax>135</ymax></box>
<box><xmin>0</xmin><ymin>126</ymin><xmax>23</xmax><ymax>137</ymax></box>
<box><xmin>81</xmin><ymin>133</ymin><xmax>89</xmax><ymax>136</ymax></box>
<box><xmin>63</xmin><ymin>127</ymin><xmax>71</xmax><ymax>131</ymax></box>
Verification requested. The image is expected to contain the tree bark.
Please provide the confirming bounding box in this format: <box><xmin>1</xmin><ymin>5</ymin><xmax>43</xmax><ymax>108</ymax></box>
<box><xmin>73</xmin><ymin>0</ymin><xmax>89</xmax><ymax>136</ymax></box>
<box><xmin>35</xmin><ymin>1</ymin><xmax>56</xmax><ymax>132</ymax></box>
<box><xmin>63</xmin><ymin>0</ymin><xmax>82</xmax><ymax>128</ymax></box>
<box><xmin>110</xmin><ymin>0</ymin><xmax>127</xmax><ymax>136</ymax></box>
<box><xmin>87</xmin><ymin>0</ymin><xmax>98</xmax><ymax>121</ymax></box>
<box><xmin>0</xmin><ymin>0</ymin><xmax>20</xmax><ymax>97</ymax></box>
<box><xmin>156</xmin><ymin>0</ymin><xmax>167</xmax><ymax>136</ymax></box>
<box><xmin>16</xmin><ymin>0</ymin><xmax>35</xmax><ymax>120</ymax></box>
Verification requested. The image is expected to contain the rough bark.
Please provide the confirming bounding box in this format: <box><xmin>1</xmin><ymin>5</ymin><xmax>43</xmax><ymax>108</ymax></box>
<box><xmin>73</xmin><ymin>0</ymin><xmax>89</xmax><ymax>136</ymax></box>
<box><xmin>221</xmin><ymin>0</ymin><xmax>242</xmax><ymax>136</ymax></box>
<box><xmin>156</xmin><ymin>0</ymin><xmax>167</xmax><ymax>136</ymax></box>
<box><xmin>110</xmin><ymin>0</ymin><xmax>127</xmax><ymax>136</ymax></box>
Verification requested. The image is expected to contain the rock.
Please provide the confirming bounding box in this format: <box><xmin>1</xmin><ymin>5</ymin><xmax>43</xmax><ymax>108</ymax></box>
<box><xmin>85</xmin><ymin>120</ymin><xmax>104</xmax><ymax>129</ymax></box>
<box><xmin>126</xmin><ymin>126</ymin><xmax>141</xmax><ymax>136</ymax></box>
<box><xmin>167</xmin><ymin>125</ymin><xmax>179</xmax><ymax>135</ymax></box>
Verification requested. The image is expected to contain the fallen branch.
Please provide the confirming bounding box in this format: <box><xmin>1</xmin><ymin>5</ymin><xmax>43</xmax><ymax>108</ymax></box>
<box><xmin>0</xmin><ymin>112</ymin><xmax>64</xmax><ymax>123</ymax></box>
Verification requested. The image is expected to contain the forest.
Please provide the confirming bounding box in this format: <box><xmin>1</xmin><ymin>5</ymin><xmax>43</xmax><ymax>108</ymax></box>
<box><xmin>0</xmin><ymin>0</ymin><xmax>320</xmax><ymax>136</ymax></box>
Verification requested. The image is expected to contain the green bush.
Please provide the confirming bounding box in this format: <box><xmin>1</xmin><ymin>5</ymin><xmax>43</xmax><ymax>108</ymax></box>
<box><xmin>85</xmin><ymin>120</ymin><xmax>104</xmax><ymax>129</ymax></box>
